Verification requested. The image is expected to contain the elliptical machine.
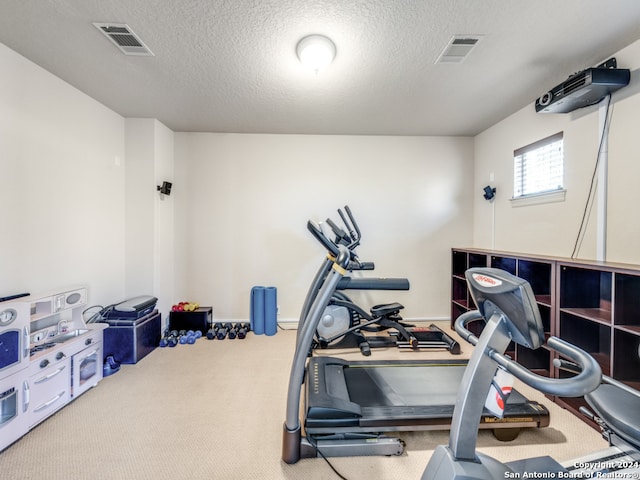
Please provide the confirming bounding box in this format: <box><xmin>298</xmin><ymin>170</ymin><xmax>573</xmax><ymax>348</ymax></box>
<box><xmin>422</xmin><ymin>267</ymin><xmax>640</xmax><ymax>479</ymax></box>
<box><xmin>308</xmin><ymin>206</ymin><xmax>460</xmax><ymax>356</ymax></box>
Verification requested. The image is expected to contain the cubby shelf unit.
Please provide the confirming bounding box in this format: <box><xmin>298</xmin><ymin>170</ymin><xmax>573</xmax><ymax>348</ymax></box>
<box><xmin>451</xmin><ymin>248</ymin><xmax>640</xmax><ymax>428</ymax></box>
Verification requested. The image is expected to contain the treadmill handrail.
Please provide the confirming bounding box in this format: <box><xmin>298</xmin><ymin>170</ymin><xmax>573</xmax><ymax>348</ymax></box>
<box><xmin>296</xmin><ymin>255</ymin><xmax>334</xmax><ymax>338</ymax></box>
<box><xmin>285</xmin><ymin>245</ymin><xmax>351</xmax><ymax>431</ymax></box>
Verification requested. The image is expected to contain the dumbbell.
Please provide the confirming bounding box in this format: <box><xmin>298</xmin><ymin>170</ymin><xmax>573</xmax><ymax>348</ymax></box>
<box><xmin>159</xmin><ymin>328</ymin><xmax>170</xmax><ymax>347</ymax></box>
<box><xmin>206</xmin><ymin>323</ymin><xmax>224</xmax><ymax>340</ymax></box>
<box><xmin>176</xmin><ymin>329</ymin><xmax>190</xmax><ymax>344</ymax></box>
<box><xmin>225</xmin><ymin>322</ymin><xmax>237</xmax><ymax>339</ymax></box>
<box><xmin>236</xmin><ymin>323</ymin><xmax>250</xmax><ymax>339</ymax></box>
<box><xmin>160</xmin><ymin>329</ymin><xmax>180</xmax><ymax>347</ymax></box>
<box><xmin>227</xmin><ymin>324</ymin><xmax>237</xmax><ymax>340</ymax></box>
<box><xmin>216</xmin><ymin>322</ymin><xmax>233</xmax><ymax>340</ymax></box>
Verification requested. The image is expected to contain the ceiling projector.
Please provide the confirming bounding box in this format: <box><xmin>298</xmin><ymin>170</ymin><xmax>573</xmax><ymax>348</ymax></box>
<box><xmin>535</xmin><ymin>59</ymin><xmax>630</xmax><ymax>114</ymax></box>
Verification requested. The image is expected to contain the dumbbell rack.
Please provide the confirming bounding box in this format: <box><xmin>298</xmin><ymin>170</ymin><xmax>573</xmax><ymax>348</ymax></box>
<box><xmin>206</xmin><ymin>322</ymin><xmax>250</xmax><ymax>340</ymax></box>
<box><xmin>159</xmin><ymin>322</ymin><xmax>252</xmax><ymax>348</ymax></box>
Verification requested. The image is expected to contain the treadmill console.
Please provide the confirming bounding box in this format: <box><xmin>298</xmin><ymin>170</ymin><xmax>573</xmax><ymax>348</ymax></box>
<box><xmin>465</xmin><ymin>268</ymin><xmax>544</xmax><ymax>350</ymax></box>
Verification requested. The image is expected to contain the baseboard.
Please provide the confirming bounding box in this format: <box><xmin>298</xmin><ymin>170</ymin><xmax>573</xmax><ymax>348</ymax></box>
<box><xmin>276</xmin><ymin>319</ymin><xmax>300</xmax><ymax>330</ymax></box>
<box><xmin>207</xmin><ymin>317</ymin><xmax>451</xmax><ymax>331</ymax></box>
<box><xmin>207</xmin><ymin>318</ymin><xmax>300</xmax><ymax>330</ymax></box>
<box><xmin>276</xmin><ymin>317</ymin><xmax>451</xmax><ymax>331</ymax></box>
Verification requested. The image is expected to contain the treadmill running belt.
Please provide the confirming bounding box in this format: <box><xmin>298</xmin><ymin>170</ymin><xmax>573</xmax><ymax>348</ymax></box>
<box><xmin>304</xmin><ymin>356</ymin><xmax>547</xmax><ymax>433</ymax></box>
<box><xmin>344</xmin><ymin>364</ymin><xmax>527</xmax><ymax>407</ymax></box>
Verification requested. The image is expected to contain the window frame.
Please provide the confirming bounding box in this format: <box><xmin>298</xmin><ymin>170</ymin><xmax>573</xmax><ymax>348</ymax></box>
<box><xmin>511</xmin><ymin>132</ymin><xmax>566</xmax><ymax>207</ymax></box>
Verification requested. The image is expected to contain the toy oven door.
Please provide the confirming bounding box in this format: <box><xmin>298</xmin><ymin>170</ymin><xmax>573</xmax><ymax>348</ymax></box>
<box><xmin>0</xmin><ymin>327</ymin><xmax>29</xmax><ymax>378</ymax></box>
<box><xmin>71</xmin><ymin>343</ymin><xmax>102</xmax><ymax>398</ymax></box>
<box><xmin>0</xmin><ymin>370</ymin><xmax>29</xmax><ymax>451</ymax></box>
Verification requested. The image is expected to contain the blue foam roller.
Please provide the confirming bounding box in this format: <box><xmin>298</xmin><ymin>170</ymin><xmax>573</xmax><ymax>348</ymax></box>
<box><xmin>264</xmin><ymin>286</ymin><xmax>278</xmax><ymax>336</ymax></box>
<box><xmin>251</xmin><ymin>286</ymin><xmax>266</xmax><ymax>335</ymax></box>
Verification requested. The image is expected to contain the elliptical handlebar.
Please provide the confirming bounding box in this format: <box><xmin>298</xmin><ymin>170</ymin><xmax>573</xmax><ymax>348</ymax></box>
<box><xmin>455</xmin><ymin>311</ymin><xmax>602</xmax><ymax>398</ymax></box>
<box><xmin>307</xmin><ymin>205</ymin><xmax>378</xmax><ymax>270</ymax></box>
<box><xmin>326</xmin><ymin>217</ymin><xmax>353</xmax><ymax>247</ymax></box>
<box><xmin>324</xmin><ymin>205</ymin><xmax>361</xmax><ymax>250</ymax></box>
<box><xmin>339</xmin><ymin>205</ymin><xmax>361</xmax><ymax>248</ymax></box>
<box><xmin>306</xmin><ymin>219</ymin><xmax>374</xmax><ymax>272</ymax></box>
<box><xmin>324</xmin><ymin>205</ymin><xmax>362</xmax><ymax>250</ymax></box>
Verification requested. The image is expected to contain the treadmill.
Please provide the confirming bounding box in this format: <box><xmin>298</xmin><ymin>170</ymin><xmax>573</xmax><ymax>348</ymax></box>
<box><xmin>282</xmin><ymin>228</ymin><xmax>550</xmax><ymax>464</ymax></box>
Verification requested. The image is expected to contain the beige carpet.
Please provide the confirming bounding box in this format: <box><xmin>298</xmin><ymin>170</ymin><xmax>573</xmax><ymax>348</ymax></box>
<box><xmin>0</xmin><ymin>322</ymin><xmax>607</xmax><ymax>480</ymax></box>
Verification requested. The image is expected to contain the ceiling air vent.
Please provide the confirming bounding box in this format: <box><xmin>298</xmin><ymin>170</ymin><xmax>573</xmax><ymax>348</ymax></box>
<box><xmin>435</xmin><ymin>35</ymin><xmax>483</xmax><ymax>64</ymax></box>
<box><xmin>93</xmin><ymin>22</ymin><xmax>154</xmax><ymax>56</ymax></box>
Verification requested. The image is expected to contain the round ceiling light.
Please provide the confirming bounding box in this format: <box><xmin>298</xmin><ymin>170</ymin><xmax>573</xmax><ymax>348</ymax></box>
<box><xmin>296</xmin><ymin>34</ymin><xmax>336</xmax><ymax>73</ymax></box>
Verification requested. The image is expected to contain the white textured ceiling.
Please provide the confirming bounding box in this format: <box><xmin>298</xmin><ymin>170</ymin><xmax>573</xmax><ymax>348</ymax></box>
<box><xmin>2</xmin><ymin>0</ymin><xmax>640</xmax><ymax>136</ymax></box>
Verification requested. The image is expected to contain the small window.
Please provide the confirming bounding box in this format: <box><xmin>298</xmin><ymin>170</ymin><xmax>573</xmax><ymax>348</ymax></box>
<box><xmin>513</xmin><ymin>132</ymin><xmax>564</xmax><ymax>199</ymax></box>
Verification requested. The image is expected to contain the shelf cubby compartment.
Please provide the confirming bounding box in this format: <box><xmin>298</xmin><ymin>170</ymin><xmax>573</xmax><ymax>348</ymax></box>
<box><xmin>559</xmin><ymin>312</ymin><xmax>611</xmax><ymax>376</ymax></box>
<box><xmin>491</xmin><ymin>256</ymin><xmax>516</xmax><ymax>275</ymax></box>
<box><xmin>451</xmin><ymin>250</ymin><xmax>487</xmax><ymax>327</ymax></box>
<box><xmin>450</xmin><ymin>302</ymin><xmax>469</xmax><ymax>326</ymax></box>
<box><xmin>468</xmin><ymin>253</ymin><xmax>487</xmax><ymax>270</ymax></box>
<box><xmin>614</xmin><ymin>273</ymin><xmax>640</xmax><ymax>332</ymax></box>
<box><xmin>613</xmin><ymin>329</ymin><xmax>640</xmax><ymax>390</ymax></box>
<box><xmin>452</xmin><ymin>250</ymin><xmax>468</xmax><ymax>277</ymax></box>
<box><xmin>559</xmin><ymin>266</ymin><xmax>612</xmax><ymax>325</ymax></box>
<box><xmin>452</xmin><ymin>276</ymin><xmax>469</xmax><ymax>307</ymax></box>
<box><xmin>516</xmin><ymin>345</ymin><xmax>550</xmax><ymax>377</ymax></box>
<box><xmin>537</xmin><ymin>304</ymin><xmax>551</xmax><ymax>338</ymax></box>
<box><xmin>518</xmin><ymin>260</ymin><xmax>553</xmax><ymax>306</ymax></box>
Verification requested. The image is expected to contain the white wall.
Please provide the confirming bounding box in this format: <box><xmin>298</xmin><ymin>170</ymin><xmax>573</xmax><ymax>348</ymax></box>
<box><xmin>174</xmin><ymin>133</ymin><xmax>474</xmax><ymax>322</ymax></box>
<box><xmin>0</xmin><ymin>43</ymin><xmax>127</xmax><ymax>306</ymax></box>
<box><xmin>4</xmin><ymin>36</ymin><xmax>473</xmax><ymax>326</ymax></box>
<box><xmin>125</xmin><ymin>119</ymin><xmax>155</xmax><ymax>296</ymax></box>
<box><xmin>473</xmin><ymin>39</ymin><xmax>640</xmax><ymax>265</ymax></box>
<box><xmin>124</xmin><ymin>119</ymin><xmax>175</xmax><ymax>317</ymax></box>
<box><xmin>1</xmin><ymin>43</ymin><xmax>176</xmax><ymax>317</ymax></box>
<box><xmin>7</xmin><ymin>33</ymin><xmax>640</xmax><ymax>325</ymax></box>
<box><xmin>152</xmin><ymin>121</ymin><xmax>175</xmax><ymax>318</ymax></box>
<box><xmin>605</xmin><ymin>40</ymin><xmax>640</xmax><ymax>264</ymax></box>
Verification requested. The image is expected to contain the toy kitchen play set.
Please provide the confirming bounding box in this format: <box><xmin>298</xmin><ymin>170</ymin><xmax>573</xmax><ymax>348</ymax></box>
<box><xmin>0</xmin><ymin>287</ymin><xmax>107</xmax><ymax>452</ymax></box>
